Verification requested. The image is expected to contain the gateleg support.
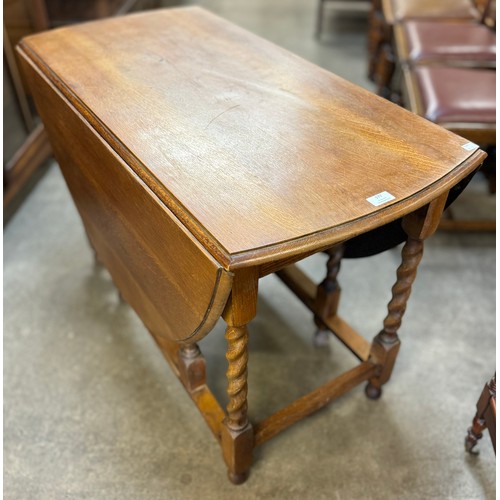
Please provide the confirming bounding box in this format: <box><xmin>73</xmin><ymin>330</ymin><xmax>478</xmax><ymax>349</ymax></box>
<box><xmin>220</xmin><ymin>267</ymin><xmax>259</xmax><ymax>484</ymax></box>
<box><xmin>314</xmin><ymin>244</ymin><xmax>344</xmax><ymax>347</ymax></box>
<box><xmin>178</xmin><ymin>343</ymin><xmax>206</xmax><ymax>393</ymax></box>
<box><xmin>366</xmin><ymin>193</ymin><xmax>448</xmax><ymax>398</ymax></box>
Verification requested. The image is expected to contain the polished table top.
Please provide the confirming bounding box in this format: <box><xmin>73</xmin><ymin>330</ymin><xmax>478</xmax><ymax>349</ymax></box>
<box><xmin>19</xmin><ymin>7</ymin><xmax>483</xmax><ymax>269</ymax></box>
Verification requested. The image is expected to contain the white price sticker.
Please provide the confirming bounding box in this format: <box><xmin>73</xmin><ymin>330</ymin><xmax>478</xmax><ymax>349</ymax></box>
<box><xmin>461</xmin><ymin>142</ymin><xmax>478</xmax><ymax>151</ymax></box>
<box><xmin>366</xmin><ymin>191</ymin><xmax>396</xmax><ymax>207</ymax></box>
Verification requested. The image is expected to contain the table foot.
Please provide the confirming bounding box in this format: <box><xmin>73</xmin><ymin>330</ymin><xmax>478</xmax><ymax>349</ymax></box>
<box><xmin>313</xmin><ymin>329</ymin><xmax>330</xmax><ymax>348</ymax></box>
<box><xmin>228</xmin><ymin>470</ymin><xmax>249</xmax><ymax>485</ymax></box>
<box><xmin>365</xmin><ymin>382</ymin><xmax>382</xmax><ymax>400</ymax></box>
<box><xmin>221</xmin><ymin>420</ymin><xmax>253</xmax><ymax>486</ymax></box>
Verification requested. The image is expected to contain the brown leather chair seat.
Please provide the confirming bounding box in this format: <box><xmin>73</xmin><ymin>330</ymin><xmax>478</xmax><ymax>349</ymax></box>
<box><xmin>374</xmin><ymin>0</ymin><xmax>483</xmax><ymax>94</ymax></box>
<box><xmin>414</xmin><ymin>66</ymin><xmax>496</xmax><ymax>124</ymax></box>
<box><xmin>400</xmin><ymin>20</ymin><xmax>496</xmax><ymax>64</ymax></box>
<box><xmin>386</xmin><ymin>0</ymin><xmax>480</xmax><ymax>23</ymax></box>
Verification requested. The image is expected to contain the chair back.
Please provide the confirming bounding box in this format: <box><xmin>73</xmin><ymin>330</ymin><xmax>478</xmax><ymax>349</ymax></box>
<box><xmin>480</xmin><ymin>0</ymin><xmax>496</xmax><ymax>28</ymax></box>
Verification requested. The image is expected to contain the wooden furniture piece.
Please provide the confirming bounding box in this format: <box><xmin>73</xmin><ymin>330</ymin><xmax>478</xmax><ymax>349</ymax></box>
<box><xmin>18</xmin><ymin>7</ymin><xmax>486</xmax><ymax>484</ymax></box>
<box><xmin>3</xmin><ymin>0</ymin><xmax>160</xmax><ymax>223</ymax></box>
<box><xmin>465</xmin><ymin>374</ymin><xmax>496</xmax><ymax>454</ymax></box>
<box><xmin>4</xmin><ymin>0</ymin><xmax>53</xmax><ymax>221</ymax></box>
<box><xmin>386</xmin><ymin>1</ymin><xmax>496</xmax><ymax>99</ymax></box>
<box><xmin>394</xmin><ymin>20</ymin><xmax>495</xmax><ymax>68</ymax></box>
<box><xmin>42</xmin><ymin>0</ymin><xmax>158</xmax><ymax>26</ymax></box>
<box><xmin>374</xmin><ymin>0</ymin><xmax>496</xmax><ymax>232</ymax></box>
<box><xmin>402</xmin><ymin>66</ymin><xmax>495</xmax><ymax>231</ymax></box>
<box><xmin>368</xmin><ymin>0</ymin><xmax>483</xmax><ymax>94</ymax></box>
<box><xmin>315</xmin><ymin>0</ymin><xmax>371</xmax><ymax>38</ymax></box>
<box><xmin>403</xmin><ymin>67</ymin><xmax>496</xmax><ymax>143</ymax></box>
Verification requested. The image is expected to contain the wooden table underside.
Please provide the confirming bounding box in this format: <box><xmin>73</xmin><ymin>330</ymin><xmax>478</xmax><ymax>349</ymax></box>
<box><xmin>17</xmin><ymin>6</ymin><xmax>487</xmax><ymax>484</ymax></box>
<box><xmin>147</xmin><ymin>195</ymin><xmax>446</xmax><ymax>483</ymax></box>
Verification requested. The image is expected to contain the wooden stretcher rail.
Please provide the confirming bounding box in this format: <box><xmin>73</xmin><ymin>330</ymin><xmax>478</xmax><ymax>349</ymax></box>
<box><xmin>156</xmin><ymin>325</ymin><xmax>377</xmax><ymax>449</ymax></box>
<box><xmin>154</xmin><ymin>335</ymin><xmax>225</xmax><ymax>441</ymax></box>
<box><xmin>276</xmin><ymin>265</ymin><xmax>372</xmax><ymax>361</ymax></box>
<box><xmin>254</xmin><ymin>361</ymin><xmax>379</xmax><ymax>446</ymax></box>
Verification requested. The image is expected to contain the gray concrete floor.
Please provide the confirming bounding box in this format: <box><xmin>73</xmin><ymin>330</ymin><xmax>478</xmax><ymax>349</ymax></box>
<box><xmin>4</xmin><ymin>1</ymin><xmax>496</xmax><ymax>498</ymax></box>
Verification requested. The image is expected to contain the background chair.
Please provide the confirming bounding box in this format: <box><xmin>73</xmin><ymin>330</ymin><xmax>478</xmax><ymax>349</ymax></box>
<box><xmin>465</xmin><ymin>374</ymin><xmax>496</xmax><ymax>454</ymax></box>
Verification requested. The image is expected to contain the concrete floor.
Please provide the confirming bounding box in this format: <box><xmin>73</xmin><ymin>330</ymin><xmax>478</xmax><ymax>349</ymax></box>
<box><xmin>4</xmin><ymin>0</ymin><xmax>496</xmax><ymax>498</ymax></box>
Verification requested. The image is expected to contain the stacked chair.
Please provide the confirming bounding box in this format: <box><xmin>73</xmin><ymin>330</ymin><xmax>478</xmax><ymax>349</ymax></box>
<box><xmin>316</xmin><ymin>0</ymin><xmax>372</xmax><ymax>38</ymax></box>
<box><xmin>368</xmin><ymin>0</ymin><xmax>496</xmax><ymax>231</ymax></box>
<box><xmin>368</xmin><ymin>0</ymin><xmax>491</xmax><ymax>94</ymax></box>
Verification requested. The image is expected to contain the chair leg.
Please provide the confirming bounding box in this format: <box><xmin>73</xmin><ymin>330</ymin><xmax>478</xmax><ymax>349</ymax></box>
<box><xmin>375</xmin><ymin>43</ymin><xmax>396</xmax><ymax>99</ymax></box>
<box><xmin>465</xmin><ymin>416</ymin><xmax>486</xmax><ymax>454</ymax></box>
<box><xmin>315</xmin><ymin>0</ymin><xmax>326</xmax><ymax>39</ymax></box>
<box><xmin>465</xmin><ymin>374</ymin><xmax>496</xmax><ymax>454</ymax></box>
<box><xmin>367</xmin><ymin>7</ymin><xmax>386</xmax><ymax>81</ymax></box>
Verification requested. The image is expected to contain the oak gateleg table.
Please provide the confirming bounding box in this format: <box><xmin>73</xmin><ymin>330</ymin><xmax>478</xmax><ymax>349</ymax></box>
<box><xmin>17</xmin><ymin>7</ymin><xmax>486</xmax><ymax>484</ymax></box>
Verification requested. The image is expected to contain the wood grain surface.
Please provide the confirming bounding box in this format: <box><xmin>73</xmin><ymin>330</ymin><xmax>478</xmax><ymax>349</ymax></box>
<box><xmin>20</xmin><ymin>53</ymin><xmax>233</xmax><ymax>344</ymax></box>
<box><xmin>17</xmin><ymin>7</ymin><xmax>485</xmax><ymax>269</ymax></box>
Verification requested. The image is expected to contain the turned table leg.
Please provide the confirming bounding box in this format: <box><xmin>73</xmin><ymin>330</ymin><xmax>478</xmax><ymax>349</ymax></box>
<box><xmin>366</xmin><ymin>237</ymin><xmax>423</xmax><ymax>399</ymax></box>
<box><xmin>220</xmin><ymin>268</ymin><xmax>258</xmax><ymax>484</ymax></box>
<box><xmin>178</xmin><ymin>343</ymin><xmax>206</xmax><ymax>393</ymax></box>
<box><xmin>366</xmin><ymin>193</ymin><xmax>448</xmax><ymax>399</ymax></box>
<box><xmin>314</xmin><ymin>244</ymin><xmax>344</xmax><ymax>346</ymax></box>
<box><xmin>221</xmin><ymin>323</ymin><xmax>253</xmax><ymax>484</ymax></box>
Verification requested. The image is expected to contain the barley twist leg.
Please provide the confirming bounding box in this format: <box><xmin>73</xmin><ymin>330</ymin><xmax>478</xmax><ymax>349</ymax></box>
<box><xmin>225</xmin><ymin>325</ymin><xmax>249</xmax><ymax>430</ymax></box>
<box><xmin>366</xmin><ymin>237</ymin><xmax>424</xmax><ymax>399</ymax></box>
<box><xmin>221</xmin><ymin>322</ymin><xmax>253</xmax><ymax>484</ymax></box>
